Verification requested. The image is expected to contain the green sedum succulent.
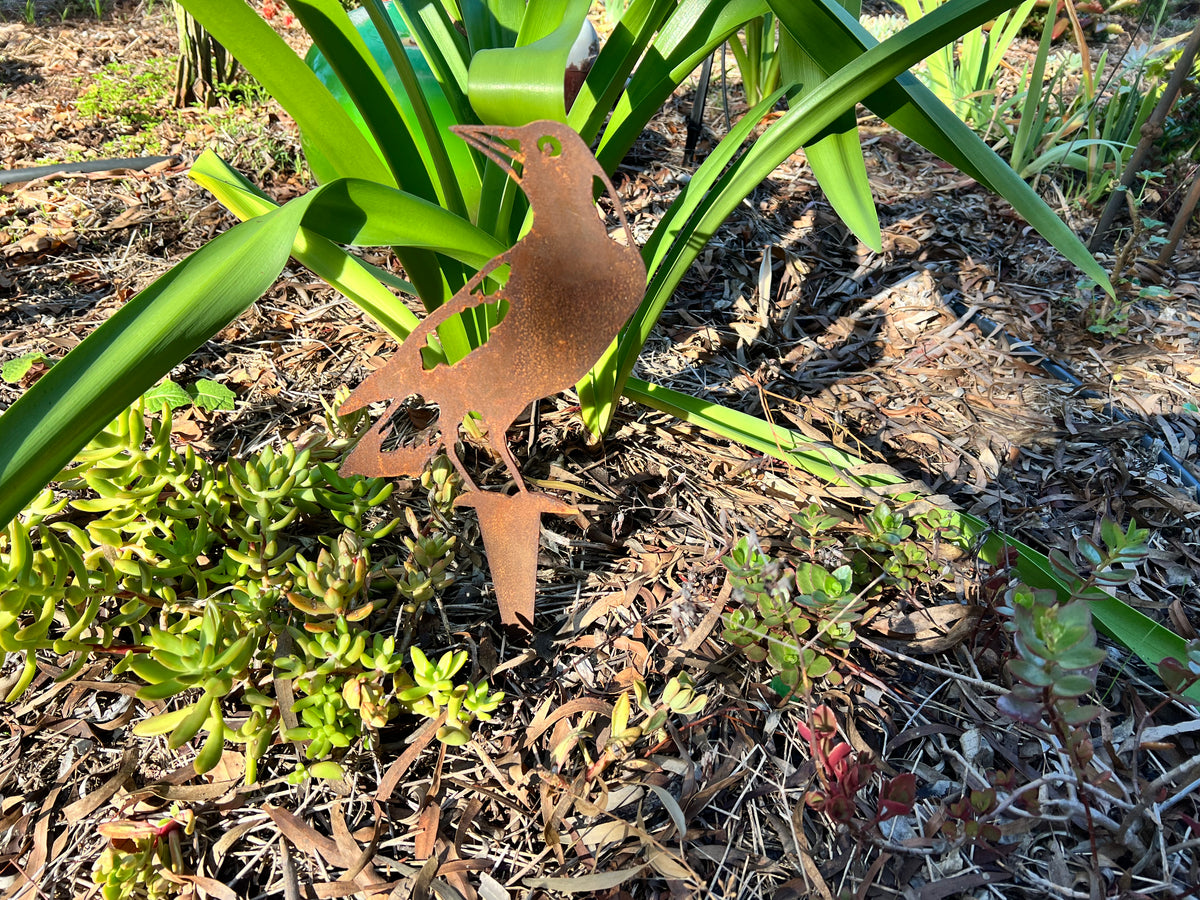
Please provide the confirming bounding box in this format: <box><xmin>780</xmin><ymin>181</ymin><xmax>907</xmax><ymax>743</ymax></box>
<box><xmin>0</xmin><ymin>399</ymin><xmax>505</xmax><ymax>782</ymax></box>
<box><xmin>394</xmin><ymin>647</ymin><xmax>504</xmax><ymax>746</ymax></box>
<box><xmin>91</xmin><ymin>804</ymin><xmax>194</xmax><ymax>900</ymax></box>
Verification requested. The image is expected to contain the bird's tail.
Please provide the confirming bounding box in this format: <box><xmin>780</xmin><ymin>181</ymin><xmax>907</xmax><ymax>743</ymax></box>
<box><xmin>339</xmin><ymin>417</ymin><xmax>443</xmax><ymax>479</ymax></box>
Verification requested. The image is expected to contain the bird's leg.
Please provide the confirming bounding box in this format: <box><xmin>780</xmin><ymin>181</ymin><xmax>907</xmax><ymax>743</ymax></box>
<box><xmin>487</xmin><ymin>420</ymin><xmax>529</xmax><ymax>492</ymax></box>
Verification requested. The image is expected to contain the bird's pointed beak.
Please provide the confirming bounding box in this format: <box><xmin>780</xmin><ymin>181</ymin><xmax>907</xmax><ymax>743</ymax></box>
<box><xmin>451</xmin><ymin>124</ymin><xmax>526</xmax><ymax>183</ymax></box>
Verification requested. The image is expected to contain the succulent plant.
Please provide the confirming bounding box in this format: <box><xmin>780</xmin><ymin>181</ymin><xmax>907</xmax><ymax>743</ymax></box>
<box><xmin>92</xmin><ymin>804</ymin><xmax>193</xmax><ymax>900</ymax></box>
<box><xmin>394</xmin><ymin>647</ymin><xmax>504</xmax><ymax>746</ymax></box>
<box><xmin>393</xmin><ymin>508</ymin><xmax>457</xmax><ymax>612</ymax></box>
<box><xmin>286</xmin><ymin>530</ymin><xmax>373</xmax><ymax>624</ymax></box>
<box><xmin>124</xmin><ymin>603</ymin><xmax>261</xmax><ymax>774</ymax></box>
<box><xmin>286</xmin><ymin>671</ymin><xmax>364</xmax><ymax>760</ymax></box>
<box><xmin>721</xmin><ymin>501</ymin><xmax>976</xmax><ymax>697</ymax></box>
<box><xmin>1</xmin><ymin>398</ymin><xmax>498</xmax><ymax>786</ymax></box>
<box><xmin>790</xmin><ymin>502</ymin><xmax>842</xmax><ymax>558</ymax></box>
<box><xmin>561</xmin><ymin>675</ymin><xmax>707</xmax><ymax>781</ymax></box>
<box><xmin>721</xmin><ymin>536</ymin><xmax>854</xmax><ymax>692</ymax></box>
<box><xmin>634</xmin><ymin>673</ymin><xmax>707</xmax><ymax>742</ymax></box>
<box><xmin>420</xmin><ymin>453</ymin><xmax>461</xmax><ymax>513</ymax></box>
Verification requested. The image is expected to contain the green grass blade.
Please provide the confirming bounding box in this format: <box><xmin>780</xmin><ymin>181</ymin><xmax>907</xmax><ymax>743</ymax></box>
<box><xmin>990</xmin><ymin>0</ymin><xmax>1038</xmax><ymax>64</ymax></box>
<box><xmin>1012</xmin><ymin>9</ymin><xmax>1057</xmax><ymax>173</ymax></box>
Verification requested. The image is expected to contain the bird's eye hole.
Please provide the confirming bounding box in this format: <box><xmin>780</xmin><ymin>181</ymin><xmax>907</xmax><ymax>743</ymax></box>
<box><xmin>537</xmin><ymin>135</ymin><xmax>563</xmax><ymax>157</ymax></box>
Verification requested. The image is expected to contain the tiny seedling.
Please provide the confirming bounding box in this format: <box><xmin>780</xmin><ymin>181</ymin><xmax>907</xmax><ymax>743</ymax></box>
<box><xmin>798</xmin><ymin>704</ymin><xmax>917</xmax><ymax>832</ymax></box>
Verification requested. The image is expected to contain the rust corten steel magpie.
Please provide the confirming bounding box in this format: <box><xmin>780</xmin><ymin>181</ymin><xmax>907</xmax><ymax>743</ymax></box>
<box><xmin>338</xmin><ymin>120</ymin><xmax>646</xmax><ymax>629</ymax></box>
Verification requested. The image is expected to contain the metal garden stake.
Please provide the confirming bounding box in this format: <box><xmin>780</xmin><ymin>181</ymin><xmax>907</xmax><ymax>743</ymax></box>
<box><xmin>339</xmin><ymin>120</ymin><xmax>646</xmax><ymax>629</ymax></box>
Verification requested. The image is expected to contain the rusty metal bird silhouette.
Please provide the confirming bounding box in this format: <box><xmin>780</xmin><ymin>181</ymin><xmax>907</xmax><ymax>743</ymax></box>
<box><xmin>338</xmin><ymin>120</ymin><xmax>646</xmax><ymax>629</ymax></box>
<box><xmin>338</xmin><ymin>120</ymin><xmax>645</xmax><ymax>491</ymax></box>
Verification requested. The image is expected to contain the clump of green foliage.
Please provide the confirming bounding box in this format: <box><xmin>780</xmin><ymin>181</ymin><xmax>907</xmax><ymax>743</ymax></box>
<box><xmin>75</xmin><ymin>58</ymin><xmax>176</xmax><ymax>128</ymax></box>
<box><xmin>0</xmin><ymin>396</ymin><xmax>502</xmax><ymax>782</ymax></box>
<box><xmin>988</xmin><ymin>518</ymin><xmax>1150</xmax><ymax>864</ymax></box>
<box><xmin>997</xmin><ymin>518</ymin><xmax>1149</xmax><ymax>732</ymax></box>
<box><xmin>69</xmin><ymin>56</ymin><xmax>298</xmax><ymax>171</ymax></box>
<box><xmin>91</xmin><ymin>805</ymin><xmax>194</xmax><ymax>900</ymax></box>
<box><xmin>721</xmin><ymin>502</ymin><xmax>961</xmax><ymax>695</ymax></box>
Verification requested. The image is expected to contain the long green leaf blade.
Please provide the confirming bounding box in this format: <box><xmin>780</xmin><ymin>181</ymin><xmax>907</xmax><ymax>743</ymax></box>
<box><xmin>595</xmin><ymin>0</ymin><xmax>771</xmax><ymax>172</ymax></box>
<box><xmin>568</xmin><ymin>0</ymin><xmax>676</xmax><ymax>142</ymax></box>
<box><xmin>288</xmin><ymin>0</ymin><xmax>438</xmax><ymax>200</ymax></box>
<box><xmin>467</xmin><ymin>0</ymin><xmax>591</xmax><ymax>124</ymax></box>
<box><xmin>363</xmin><ymin>0</ymin><xmax>472</xmax><ymax>218</ymax></box>
<box><xmin>770</xmin><ymin>0</ymin><xmax>1112</xmax><ymax>294</ymax></box>
<box><xmin>189</xmin><ymin>152</ymin><xmax>421</xmax><ymax>343</ymax></box>
<box><xmin>779</xmin><ymin>25</ymin><xmax>882</xmax><ymax>252</ymax></box>
<box><xmin>462</xmin><ymin>0</ymin><xmax>524</xmax><ymax>53</ymax></box>
<box><xmin>395</xmin><ymin>0</ymin><xmax>474</xmax><ymax>125</ymax></box>
<box><xmin>190</xmin><ymin>153</ymin><xmax>507</xmax><ymax>361</ymax></box>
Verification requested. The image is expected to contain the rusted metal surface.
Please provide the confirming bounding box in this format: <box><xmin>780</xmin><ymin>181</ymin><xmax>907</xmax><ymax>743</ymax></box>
<box><xmin>340</xmin><ymin>120</ymin><xmax>646</xmax><ymax>629</ymax></box>
<box><xmin>453</xmin><ymin>491</ymin><xmax>578</xmax><ymax>629</ymax></box>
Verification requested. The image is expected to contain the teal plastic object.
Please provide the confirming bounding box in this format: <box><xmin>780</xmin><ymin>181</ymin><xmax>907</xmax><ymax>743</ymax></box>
<box><xmin>302</xmin><ymin>5</ymin><xmax>476</xmax><ymax>210</ymax></box>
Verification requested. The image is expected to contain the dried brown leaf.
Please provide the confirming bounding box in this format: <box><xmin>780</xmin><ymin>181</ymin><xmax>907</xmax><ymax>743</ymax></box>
<box><xmin>524</xmin><ymin>865</ymin><xmax>647</xmax><ymax>892</ymax></box>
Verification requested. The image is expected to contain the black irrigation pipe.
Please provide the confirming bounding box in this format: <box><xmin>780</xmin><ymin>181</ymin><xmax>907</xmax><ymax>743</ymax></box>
<box><xmin>0</xmin><ymin>155</ymin><xmax>175</xmax><ymax>186</ymax></box>
<box><xmin>945</xmin><ymin>295</ymin><xmax>1200</xmax><ymax>500</ymax></box>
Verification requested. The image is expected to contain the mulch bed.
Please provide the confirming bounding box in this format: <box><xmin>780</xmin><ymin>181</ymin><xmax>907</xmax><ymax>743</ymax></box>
<box><xmin>2</xmin><ymin>2</ymin><xmax>1200</xmax><ymax>898</ymax></box>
